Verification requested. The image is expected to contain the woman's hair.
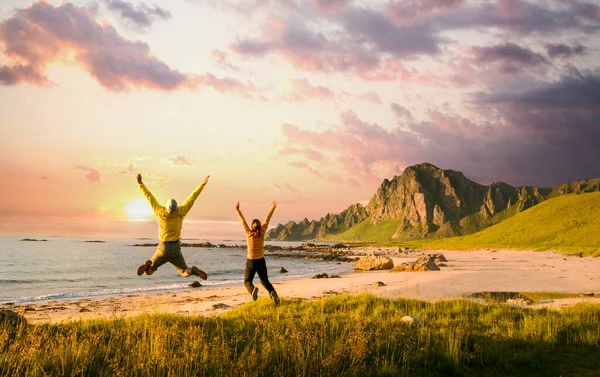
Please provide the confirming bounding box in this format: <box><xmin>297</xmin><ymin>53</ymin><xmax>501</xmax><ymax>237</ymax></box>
<box><xmin>250</xmin><ymin>219</ymin><xmax>262</xmax><ymax>237</ymax></box>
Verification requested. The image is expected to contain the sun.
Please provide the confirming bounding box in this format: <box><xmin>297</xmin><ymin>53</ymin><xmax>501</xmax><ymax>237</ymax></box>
<box><xmin>124</xmin><ymin>199</ymin><xmax>154</xmax><ymax>220</ymax></box>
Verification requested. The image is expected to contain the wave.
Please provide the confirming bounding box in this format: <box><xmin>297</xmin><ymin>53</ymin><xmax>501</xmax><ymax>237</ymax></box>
<box><xmin>0</xmin><ymin>277</ymin><xmax>92</xmax><ymax>285</ymax></box>
<box><xmin>0</xmin><ymin>278</ymin><xmax>249</xmax><ymax>304</ymax></box>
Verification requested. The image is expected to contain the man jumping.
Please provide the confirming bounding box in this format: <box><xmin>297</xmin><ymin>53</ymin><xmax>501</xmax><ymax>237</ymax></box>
<box><xmin>136</xmin><ymin>173</ymin><xmax>209</xmax><ymax>280</ymax></box>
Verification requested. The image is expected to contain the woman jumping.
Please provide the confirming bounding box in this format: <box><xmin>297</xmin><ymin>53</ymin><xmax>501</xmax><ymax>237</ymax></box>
<box><xmin>235</xmin><ymin>200</ymin><xmax>280</xmax><ymax>305</ymax></box>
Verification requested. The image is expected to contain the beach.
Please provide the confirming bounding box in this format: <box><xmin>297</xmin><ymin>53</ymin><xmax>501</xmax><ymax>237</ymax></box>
<box><xmin>7</xmin><ymin>248</ymin><xmax>600</xmax><ymax>324</ymax></box>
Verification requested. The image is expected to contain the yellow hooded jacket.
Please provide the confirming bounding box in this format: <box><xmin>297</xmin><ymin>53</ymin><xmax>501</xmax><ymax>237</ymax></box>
<box><xmin>139</xmin><ymin>183</ymin><xmax>205</xmax><ymax>242</ymax></box>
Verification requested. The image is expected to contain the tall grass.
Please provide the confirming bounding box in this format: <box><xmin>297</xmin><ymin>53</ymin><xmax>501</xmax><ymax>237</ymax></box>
<box><xmin>2</xmin><ymin>295</ymin><xmax>600</xmax><ymax>376</ymax></box>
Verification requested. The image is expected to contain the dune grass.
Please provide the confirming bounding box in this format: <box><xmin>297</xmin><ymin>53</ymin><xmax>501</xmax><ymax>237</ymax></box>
<box><xmin>411</xmin><ymin>192</ymin><xmax>600</xmax><ymax>256</ymax></box>
<box><xmin>2</xmin><ymin>294</ymin><xmax>600</xmax><ymax>376</ymax></box>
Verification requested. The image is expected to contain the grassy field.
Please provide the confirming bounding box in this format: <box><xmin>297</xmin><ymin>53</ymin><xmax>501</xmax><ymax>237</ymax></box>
<box><xmin>323</xmin><ymin>217</ymin><xmax>400</xmax><ymax>242</ymax></box>
<box><xmin>2</xmin><ymin>294</ymin><xmax>600</xmax><ymax>376</ymax></box>
<box><xmin>411</xmin><ymin>192</ymin><xmax>600</xmax><ymax>256</ymax></box>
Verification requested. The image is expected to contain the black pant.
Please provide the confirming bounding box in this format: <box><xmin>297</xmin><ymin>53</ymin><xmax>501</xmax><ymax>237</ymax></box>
<box><xmin>244</xmin><ymin>258</ymin><xmax>275</xmax><ymax>294</ymax></box>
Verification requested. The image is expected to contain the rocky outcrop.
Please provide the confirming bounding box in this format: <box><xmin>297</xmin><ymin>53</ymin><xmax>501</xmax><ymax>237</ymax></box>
<box><xmin>390</xmin><ymin>255</ymin><xmax>440</xmax><ymax>272</ymax></box>
<box><xmin>267</xmin><ymin>203</ymin><xmax>368</xmax><ymax>241</ymax></box>
<box><xmin>266</xmin><ymin>163</ymin><xmax>600</xmax><ymax>241</ymax></box>
<box><xmin>354</xmin><ymin>256</ymin><xmax>394</xmax><ymax>271</ymax></box>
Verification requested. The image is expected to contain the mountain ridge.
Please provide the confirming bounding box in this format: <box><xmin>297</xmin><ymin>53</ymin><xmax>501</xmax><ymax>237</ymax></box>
<box><xmin>266</xmin><ymin>162</ymin><xmax>600</xmax><ymax>241</ymax></box>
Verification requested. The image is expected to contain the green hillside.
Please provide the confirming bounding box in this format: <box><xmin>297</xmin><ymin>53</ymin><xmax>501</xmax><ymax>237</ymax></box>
<box><xmin>322</xmin><ymin>217</ymin><xmax>400</xmax><ymax>242</ymax></box>
<box><xmin>417</xmin><ymin>192</ymin><xmax>600</xmax><ymax>255</ymax></box>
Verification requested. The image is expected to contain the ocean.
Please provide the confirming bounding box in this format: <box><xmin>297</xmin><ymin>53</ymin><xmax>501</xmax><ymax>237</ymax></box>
<box><xmin>0</xmin><ymin>236</ymin><xmax>350</xmax><ymax>304</ymax></box>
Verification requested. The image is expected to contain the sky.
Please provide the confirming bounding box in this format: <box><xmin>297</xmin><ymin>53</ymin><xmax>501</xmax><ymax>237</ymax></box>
<box><xmin>0</xmin><ymin>0</ymin><xmax>599</xmax><ymax>238</ymax></box>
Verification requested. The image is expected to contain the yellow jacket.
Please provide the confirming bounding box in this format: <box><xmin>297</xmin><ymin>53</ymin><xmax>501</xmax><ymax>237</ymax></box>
<box><xmin>236</xmin><ymin>206</ymin><xmax>275</xmax><ymax>259</ymax></box>
<box><xmin>139</xmin><ymin>183</ymin><xmax>205</xmax><ymax>242</ymax></box>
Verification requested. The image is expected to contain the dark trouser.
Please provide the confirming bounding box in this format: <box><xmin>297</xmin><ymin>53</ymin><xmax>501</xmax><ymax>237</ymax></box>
<box><xmin>244</xmin><ymin>258</ymin><xmax>275</xmax><ymax>294</ymax></box>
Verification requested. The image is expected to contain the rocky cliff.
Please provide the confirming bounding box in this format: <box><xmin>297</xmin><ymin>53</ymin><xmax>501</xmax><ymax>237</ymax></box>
<box><xmin>266</xmin><ymin>162</ymin><xmax>600</xmax><ymax>241</ymax></box>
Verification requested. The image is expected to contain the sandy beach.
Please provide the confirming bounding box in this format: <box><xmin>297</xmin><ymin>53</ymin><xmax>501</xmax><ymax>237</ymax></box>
<box><xmin>6</xmin><ymin>249</ymin><xmax>600</xmax><ymax>324</ymax></box>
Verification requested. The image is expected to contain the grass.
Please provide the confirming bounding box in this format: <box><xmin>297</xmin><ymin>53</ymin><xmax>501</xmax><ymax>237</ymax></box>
<box><xmin>411</xmin><ymin>192</ymin><xmax>600</xmax><ymax>256</ymax></box>
<box><xmin>323</xmin><ymin>217</ymin><xmax>400</xmax><ymax>242</ymax></box>
<box><xmin>2</xmin><ymin>294</ymin><xmax>600</xmax><ymax>376</ymax></box>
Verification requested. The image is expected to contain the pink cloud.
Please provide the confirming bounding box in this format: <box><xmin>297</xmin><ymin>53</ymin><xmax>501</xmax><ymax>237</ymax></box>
<box><xmin>283</xmin><ymin>78</ymin><xmax>336</xmax><ymax>101</ymax></box>
<box><xmin>359</xmin><ymin>91</ymin><xmax>383</xmax><ymax>105</ymax></box>
<box><xmin>309</xmin><ymin>0</ymin><xmax>350</xmax><ymax>15</ymax></box>
<box><xmin>168</xmin><ymin>156</ymin><xmax>193</xmax><ymax>166</ymax></box>
<box><xmin>279</xmin><ymin>147</ymin><xmax>326</xmax><ymax>161</ymax></box>
<box><xmin>471</xmin><ymin>43</ymin><xmax>550</xmax><ymax>74</ymax></box>
<box><xmin>388</xmin><ymin>0</ymin><xmax>465</xmax><ymax>25</ymax></box>
<box><xmin>211</xmin><ymin>49</ymin><xmax>238</xmax><ymax>70</ymax></box>
<box><xmin>288</xmin><ymin>161</ymin><xmax>323</xmax><ymax>177</ymax></box>
<box><xmin>274</xmin><ymin>182</ymin><xmax>297</xmax><ymax>192</ymax></box>
<box><xmin>119</xmin><ymin>163</ymin><xmax>136</xmax><ymax>175</ymax></box>
<box><xmin>75</xmin><ymin>166</ymin><xmax>101</xmax><ymax>182</ymax></box>
<box><xmin>0</xmin><ymin>2</ymin><xmax>252</xmax><ymax>95</ymax></box>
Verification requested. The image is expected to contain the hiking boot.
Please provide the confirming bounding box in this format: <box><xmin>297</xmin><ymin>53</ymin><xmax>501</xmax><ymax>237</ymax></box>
<box><xmin>137</xmin><ymin>260</ymin><xmax>152</xmax><ymax>276</ymax></box>
<box><xmin>251</xmin><ymin>287</ymin><xmax>259</xmax><ymax>301</ymax></box>
<box><xmin>270</xmin><ymin>290</ymin><xmax>280</xmax><ymax>305</ymax></box>
<box><xmin>191</xmin><ymin>266</ymin><xmax>208</xmax><ymax>280</ymax></box>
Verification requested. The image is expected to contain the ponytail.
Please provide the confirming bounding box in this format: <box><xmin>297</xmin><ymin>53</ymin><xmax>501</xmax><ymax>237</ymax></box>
<box><xmin>251</xmin><ymin>219</ymin><xmax>262</xmax><ymax>237</ymax></box>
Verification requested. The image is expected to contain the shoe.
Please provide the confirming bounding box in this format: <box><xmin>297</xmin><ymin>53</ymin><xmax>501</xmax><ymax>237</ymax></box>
<box><xmin>191</xmin><ymin>267</ymin><xmax>208</xmax><ymax>280</ymax></box>
<box><xmin>270</xmin><ymin>291</ymin><xmax>280</xmax><ymax>305</ymax></box>
<box><xmin>137</xmin><ymin>260</ymin><xmax>152</xmax><ymax>276</ymax></box>
<box><xmin>251</xmin><ymin>287</ymin><xmax>259</xmax><ymax>301</ymax></box>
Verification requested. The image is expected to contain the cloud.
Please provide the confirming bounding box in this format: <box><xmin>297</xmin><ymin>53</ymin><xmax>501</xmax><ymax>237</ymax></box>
<box><xmin>167</xmin><ymin>156</ymin><xmax>194</xmax><ymax>166</ymax></box>
<box><xmin>119</xmin><ymin>163</ymin><xmax>136</xmax><ymax>175</ymax></box>
<box><xmin>103</xmin><ymin>0</ymin><xmax>171</xmax><ymax>29</ymax></box>
<box><xmin>75</xmin><ymin>166</ymin><xmax>101</xmax><ymax>182</ymax></box>
<box><xmin>287</xmin><ymin>161</ymin><xmax>323</xmax><ymax>177</ymax></box>
<box><xmin>545</xmin><ymin>43</ymin><xmax>587</xmax><ymax>58</ymax></box>
<box><xmin>309</xmin><ymin>0</ymin><xmax>350</xmax><ymax>15</ymax></box>
<box><xmin>279</xmin><ymin>147</ymin><xmax>326</xmax><ymax>161</ymax></box>
<box><xmin>282</xmin><ymin>78</ymin><xmax>336</xmax><ymax>101</ymax></box>
<box><xmin>274</xmin><ymin>182</ymin><xmax>297</xmax><ymax>192</ymax></box>
<box><xmin>279</xmin><ymin>73</ymin><xmax>600</xmax><ymax>187</ymax></box>
<box><xmin>211</xmin><ymin>49</ymin><xmax>238</xmax><ymax>70</ymax></box>
<box><xmin>388</xmin><ymin>0</ymin><xmax>465</xmax><ymax>25</ymax></box>
<box><xmin>0</xmin><ymin>2</ymin><xmax>252</xmax><ymax>94</ymax></box>
<box><xmin>391</xmin><ymin>103</ymin><xmax>414</xmax><ymax>121</ymax></box>
<box><xmin>358</xmin><ymin>91</ymin><xmax>383</xmax><ymax>105</ymax></box>
<box><xmin>0</xmin><ymin>2</ymin><xmax>188</xmax><ymax>90</ymax></box>
<box><xmin>471</xmin><ymin>43</ymin><xmax>550</xmax><ymax>74</ymax></box>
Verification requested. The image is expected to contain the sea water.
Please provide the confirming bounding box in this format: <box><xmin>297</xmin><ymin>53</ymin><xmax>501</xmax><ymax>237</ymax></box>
<box><xmin>0</xmin><ymin>236</ymin><xmax>350</xmax><ymax>303</ymax></box>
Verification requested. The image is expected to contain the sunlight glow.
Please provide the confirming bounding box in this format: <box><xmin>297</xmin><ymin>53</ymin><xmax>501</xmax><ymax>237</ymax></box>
<box><xmin>124</xmin><ymin>199</ymin><xmax>154</xmax><ymax>220</ymax></box>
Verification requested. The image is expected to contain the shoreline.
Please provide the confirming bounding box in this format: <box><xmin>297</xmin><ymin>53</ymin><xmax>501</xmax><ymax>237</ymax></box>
<box><xmin>4</xmin><ymin>248</ymin><xmax>600</xmax><ymax>324</ymax></box>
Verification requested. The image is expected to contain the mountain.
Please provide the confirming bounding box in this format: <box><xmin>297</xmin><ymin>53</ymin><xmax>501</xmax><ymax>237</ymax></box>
<box><xmin>266</xmin><ymin>162</ymin><xmax>600</xmax><ymax>241</ymax></box>
<box><xmin>419</xmin><ymin>191</ymin><xmax>600</xmax><ymax>253</ymax></box>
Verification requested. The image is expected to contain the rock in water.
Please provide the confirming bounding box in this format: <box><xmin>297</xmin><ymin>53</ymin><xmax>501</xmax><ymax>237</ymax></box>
<box><xmin>312</xmin><ymin>273</ymin><xmax>329</xmax><ymax>279</ymax></box>
<box><xmin>280</xmin><ymin>267</ymin><xmax>288</xmax><ymax>273</ymax></box>
<box><xmin>354</xmin><ymin>256</ymin><xmax>394</xmax><ymax>271</ymax></box>
<box><xmin>189</xmin><ymin>281</ymin><xmax>202</xmax><ymax>288</ymax></box>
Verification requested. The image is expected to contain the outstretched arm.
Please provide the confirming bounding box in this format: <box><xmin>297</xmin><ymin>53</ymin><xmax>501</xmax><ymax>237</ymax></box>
<box><xmin>262</xmin><ymin>201</ymin><xmax>277</xmax><ymax>230</ymax></box>
<box><xmin>235</xmin><ymin>201</ymin><xmax>251</xmax><ymax>233</ymax></box>
<box><xmin>178</xmin><ymin>175</ymin><xmax>210</xmax><ymax>216</ymax></box>
<box><xmin>137</xmin><ymin>174</ymin><xmax>163</xmax><ymax>215</ymax></box>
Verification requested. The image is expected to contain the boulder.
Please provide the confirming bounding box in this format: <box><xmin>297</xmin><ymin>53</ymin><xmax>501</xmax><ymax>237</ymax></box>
<box><xmin>189</xmin><ymin>281</ymin><xmax>202</xmax><ymax>288</ymax></box>
<box><xmin>354</xmin><ymin>256</ymin><xmax>394</xmax><ymax>271</ymax></box>
<box><xmin>0</xmin><ymin>309</ymin><xmax>26</xmax><ymax>326</ymax></box>
<box><xmin>432</xmin><ymin>253</ymin><xmax>448</xmax><ymax>262</ymax></box>
<box><xmin>373</xmin><ymin>281</ymin><xmax>386</xmax><ymax>287</ymax></box>
<box><xmin>390</xmin><ymin>255</ymin><xmax>440</xmax><ymax>272</ymax></box>
<box><xmin>312</xmin><ymin>273</ymin><xmax>329</xmax><ymax>279</ymax></box>
<box><xmin>280</xmin><ymin>267</ymin><xmax>288</xmax><ymax>273</ymax></box>
<box><xmin>330</xmin><ymin>274</ymin><xmax>341</xmax><ymax>278</ymax></box>
<box><xmin>401</xmin><ymin>315</ymin><xmax>420</xmax><ymax>324</ymax></box>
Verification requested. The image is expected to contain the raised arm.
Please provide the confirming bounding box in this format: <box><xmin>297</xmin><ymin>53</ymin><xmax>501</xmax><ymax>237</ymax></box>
<box><xmin>177</xmin><ymin>175</ymin><xmax>210</xmax><ymax>216</ymax></box>
<box><xmin>262</xmin><ymin>200</ymin><xmax>277</xmax><ymax>230</ymax></box>
<box><xmin>137</xmin><ymin>174</ymin><xmax>163</xmax><ymax>215</ymax></box>
<box><xmin>235</xmin><ymin>201</ymin><xmax>251</xmax><ymax>233</ymax></box>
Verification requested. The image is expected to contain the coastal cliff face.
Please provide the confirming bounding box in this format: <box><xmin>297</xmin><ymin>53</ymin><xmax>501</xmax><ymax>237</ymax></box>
<box><xmin>266</xmin><ymin>162</ymin><xmax>600</xmax><ymax>241</ymax></box>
